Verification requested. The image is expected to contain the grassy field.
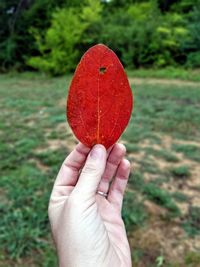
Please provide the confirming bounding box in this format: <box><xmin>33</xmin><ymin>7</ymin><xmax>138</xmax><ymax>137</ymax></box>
<box><xmin>0</xmin><ymin>72</ymin><xmax>200</xmax><ymax>267</ymax></box>
<box><xmin>127</xmin><ymin>67</ymin><xmax>200</xmax><ymax>82</ymax></box>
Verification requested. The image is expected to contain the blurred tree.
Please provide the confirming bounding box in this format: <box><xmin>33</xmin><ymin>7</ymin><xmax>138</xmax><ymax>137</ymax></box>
<box><xmin>0</xmin><ymin>0</ymin><xmax>200</xmax><ymax>72</ymax></box>
<box><xmin>0</xmin><ymin>0</ymin><xmax>81</xmax><ymax>71</ymax></box>
<box><xmin>171</xmin><ymin>0</ymin><xmax>198</xmax><ymax>13</ymax></box>
<box><xmin>27</xmin><ymin>0</ymin><xmax>102</xmax><ymax>75</ymax></box>
<box><xmin>185</xmin><ymin>1</ymin><xmax>200</xmax><ymax>67</ymax></box>
<box><xmin>89</xmin><ymin>2</ymin><xmax>160</xmax><ymax>68</ymax></box>
<box><xmin>0</xmin><ymin>0</ymin><xmax>26</xmax><ymax>71</ymax></box>
<box><xmin>157</xmin><ymin>0</ymin><xmax>179</xmax><ymax>12</ymax></box>
<box><xmin>152</xmin><ymin>12</ymin><xmax>190</xmax><ymax>66</ymax></box>
<box><xmin>104</xmin><ymin>0</ymin><xmax>140</xmax><ymax>8</ymax></box>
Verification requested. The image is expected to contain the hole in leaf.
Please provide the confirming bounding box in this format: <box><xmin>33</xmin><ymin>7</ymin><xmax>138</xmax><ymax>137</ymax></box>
<box><xmin>99</xmin><ymin>67</ymin><xmax>106</xmax><ymax>74</ymax></box>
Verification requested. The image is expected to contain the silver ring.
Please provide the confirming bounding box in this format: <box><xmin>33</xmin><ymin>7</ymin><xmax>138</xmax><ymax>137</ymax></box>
<box><xmin>97</xmin><ymin>191</ymin><xmax>108</xmax><ymax>197</ymax></box>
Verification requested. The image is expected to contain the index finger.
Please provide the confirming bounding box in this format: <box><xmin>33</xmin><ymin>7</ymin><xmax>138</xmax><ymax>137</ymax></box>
<box><xmin>55</xmin><ymin>142</ymin><xmax>91</xmax><ymax>187</ymax></box>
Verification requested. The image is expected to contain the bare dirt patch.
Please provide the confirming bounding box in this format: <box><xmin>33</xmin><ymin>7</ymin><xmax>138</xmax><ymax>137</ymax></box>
<box><xmin>129</xmin><ymin>218</ymin><xmax>200</xmax><ymax>266</ymax></box>
<box><xmin>58</xmin><ymin>98</ymin><xmax>66</xmax><ymax>108</ymax></box>
<box><xmin>126</xmin><ymin>132</ymin><xmax>200</xmax><ymax>265</ymax></box>
<box><xmin>29</xmin><ymin>158</ymin><xmax>50</xmax><ymax>172</ymax></box>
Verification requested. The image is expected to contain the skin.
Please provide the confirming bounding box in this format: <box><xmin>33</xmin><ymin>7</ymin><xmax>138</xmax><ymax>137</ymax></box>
<box><xmin>48</xmin><ymin>143</ymin><xmax>132</xmax><ymax>267</ymax></box>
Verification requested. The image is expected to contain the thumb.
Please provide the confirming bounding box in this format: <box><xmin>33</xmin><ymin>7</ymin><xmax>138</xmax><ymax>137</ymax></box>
<box><xmin>73</xmin><ymin>144</ymin><xmax>106</xmax><ymax>198</ymax></box>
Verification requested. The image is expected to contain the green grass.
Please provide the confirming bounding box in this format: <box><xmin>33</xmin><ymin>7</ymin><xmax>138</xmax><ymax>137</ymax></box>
<box><xmin>123</xmin><ymin>82</ymin><xmax>200</xmax><ymax>143</ymax></box>
<box><xmin>170</xmin><ymin>165</ymin><xmax>191</xmax><ymax>179</ymax></box>
<box><xmin>0</xmin><ymin>71</ymin><xmax>200</xmax><ymax>266</ymax></box>
<box><xmin>171</xmin><ymin>192</ymin><xmax>189</xmax><ymax>203</ymax></box>
<box><xmin>34</xmin><ymin>149</ymin><xmax>69</xmax><ymax>171</ymax></box>
<box><xmin>172</xmin><ymin>143</ymin><xmax>200</xmax><ymax>162</ymax></box>
<box><xmin>143</xmin><ymin>183</ymin><xmax>180</xmax><ymax>216</ymax></box>
<box><xmin>122</xmin><ymin>192</ymin><xmax>147</xmax><ymax>232</ymax></box>
<box><xmin>126</xmin><ymin>143</ymin><xmax>140</xmax><ymax>153</ymax></box>
<box><xmin>140</xmin><ymin>159</ymin><xmax>161</xmax><ymax>175</ymax></box>
<box><xmin>144</xmin><ymin>147</ymin><xmax>179</xmax><ymax>162</ymax></box>
<box><xmin>129</xmin><ymin>172</ymin><xmax>180</xmax><ymax>216</ymax></box>
<box><xmin>184</xmin><ymin>251</ymin><xmax>200</xmax><ymax>265</ymax></box>
<box><xmin>129</xmin><ymin>171</ymin><xmax>145</xmax><ymax>191</ymax></box>
<box><xmin>182</xmin><ymin>206</ymin><xmax>200</xmax><ymax>237</ymax></box>
<box><xmin>0</xmin><ymin>165</ymin><xmax>51</xmax><ymax>259</ymax></box>
<box><xmin>0</xmin><ymin>73</ymin><xmax>68</xmax><ymax>265</ymax></box>
<box><xmin>127</xmin><ymin>67</ymin><xmax>200</xmax><ymax>82</ymax></box>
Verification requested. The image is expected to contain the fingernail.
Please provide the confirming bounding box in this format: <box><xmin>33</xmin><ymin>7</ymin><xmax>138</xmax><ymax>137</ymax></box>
<box><xmin>90</xmin><ymin>145</ymin><xmax>105</xmax><ymax>160</ymax></box>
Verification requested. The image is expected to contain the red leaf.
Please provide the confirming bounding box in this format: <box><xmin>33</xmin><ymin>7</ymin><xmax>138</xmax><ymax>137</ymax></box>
<box><xmin>67</xmin><ymin>44</ymin><xmax>133</xmax><ymax>149</ymax></box>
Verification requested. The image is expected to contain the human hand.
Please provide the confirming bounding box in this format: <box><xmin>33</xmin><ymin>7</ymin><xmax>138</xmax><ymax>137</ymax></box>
<box><xmin>48</xmin><ymin>143</ymin><xmax>131</xmax><ymax>267</ymax></box>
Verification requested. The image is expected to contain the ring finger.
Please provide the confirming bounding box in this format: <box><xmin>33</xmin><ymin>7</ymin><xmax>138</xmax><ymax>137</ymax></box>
<box><xmin>97</xmin><ymin>143</ymin><xmax>126</xmax><ymax>195</ymax></box>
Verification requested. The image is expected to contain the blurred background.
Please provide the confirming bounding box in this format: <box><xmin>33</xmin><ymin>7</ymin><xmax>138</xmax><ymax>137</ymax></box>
<box><xmin>0</xmin><ymin>0</ymin><xmax>200</xmax><ymax>266</ymax></box>
<box><xmin>1</xmin><ymin>0</ymin><xmax>200</xmax><ymax>73</ymax></box>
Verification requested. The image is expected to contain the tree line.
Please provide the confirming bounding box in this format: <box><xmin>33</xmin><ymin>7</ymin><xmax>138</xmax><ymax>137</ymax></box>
<box><xmin>0</xmin><ymin>0</ymin><xmax>200</xmax><ymax>75</ymax></box>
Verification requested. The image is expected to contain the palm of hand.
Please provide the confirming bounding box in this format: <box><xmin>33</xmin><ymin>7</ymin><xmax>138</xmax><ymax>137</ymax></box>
<box><xmin>49</xmin><ymin>143</ymin><xmax>131</xmax><ymax>267</ymax></box>
<box><xmin>96</xmin><ymin>196</ymin><xmax>131</xmax><ymax>266</ymax></box>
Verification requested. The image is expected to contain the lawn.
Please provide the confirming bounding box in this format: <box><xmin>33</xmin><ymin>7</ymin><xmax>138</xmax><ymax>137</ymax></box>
<box><xmin>127</xmin><ymin>67</ymin><xmax>200</xmax><ymax>82</ymax></box>
<box><xmin>0</xmin><ymin>72</ymin><xmax>200</xmax><ymax>267</ymax></box>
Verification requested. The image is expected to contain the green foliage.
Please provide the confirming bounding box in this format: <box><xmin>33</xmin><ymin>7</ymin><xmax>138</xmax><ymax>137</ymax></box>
<box><xmin>171</xmin><ymin>0</ymin><xmax>198</xmax><ymax>13</ymax></box>
<box><xmin>96</xmin><ymin>3</ymin><xmax>160</xmax><ymax>68</ymax></box>
<box><xmin>186</xmin><ymin>51</ymin><xmax>200</xmax><ymax>68</ymax></box>
<box><xmin>153</xmin><ymin>12</ymin><xmax>189</xmax><ymax>67</ymax></box>
<box><xmin>186</xmin><ymin>0</ymin><xmax>200</xmax><ymax>66</ymax></box>
<box><xmin>0</xmin><ymin>0</ymin><xmax>68</xmax><ymax>71</ymax></box>
<box><xmin>127</xmin><ymin>2</ymin><xmax>155</xmax><ymax>21</ymax></box>
<box><xmin>28</xmin><ymin>0</ymin><xmax>102</xmax><ymax>75</ymax></box>
<box><xmin>1</xmin><ymin>0</ymin><xmax>200</xmax><ymax>73</ymax></box>
<box><xmin>89</xmin><ymin>1</ymin><xmax>193</xmax><ymax>70</ymax></box>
